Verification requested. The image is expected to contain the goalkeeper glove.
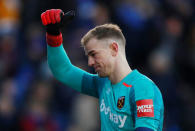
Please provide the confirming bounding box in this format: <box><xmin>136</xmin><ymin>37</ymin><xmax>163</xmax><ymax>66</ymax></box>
<box><xmin>41</xmin><ymin>9</ymin><xmax>75</xmax><ymax>47</ymax></box>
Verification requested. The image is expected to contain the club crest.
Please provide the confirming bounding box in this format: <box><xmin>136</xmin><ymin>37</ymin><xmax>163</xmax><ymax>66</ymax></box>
<box><xmin>117</xmin><ymin>96</ymin><xmax>125</xmax><ymax>109</ymax></box>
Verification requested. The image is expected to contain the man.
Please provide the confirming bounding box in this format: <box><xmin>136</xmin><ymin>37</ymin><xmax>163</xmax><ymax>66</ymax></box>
<box><xmin>41</xmin><ymin>9</ymin><xmax>164</xmax><ymax>131</ymax></box>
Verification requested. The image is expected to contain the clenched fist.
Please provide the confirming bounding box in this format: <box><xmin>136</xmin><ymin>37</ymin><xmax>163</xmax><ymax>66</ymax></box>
<box><xmin>41</xmin><ymin>9</ymin><xmax>75</xmax><ymax>46</ymax></box>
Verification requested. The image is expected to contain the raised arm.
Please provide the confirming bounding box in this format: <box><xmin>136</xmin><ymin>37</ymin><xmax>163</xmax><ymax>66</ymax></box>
<box><xmin>41</xmin><ymin>9</ymin><xmax>99</xmax><ymax>97</ymax></box>
<box><xmin>47</xmin><ymin>44</ymin><xmax>85</xmax><ymax>92</ymax></box>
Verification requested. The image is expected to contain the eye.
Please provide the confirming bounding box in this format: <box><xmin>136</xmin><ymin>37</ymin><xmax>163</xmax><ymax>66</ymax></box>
<box><xmin>88</xmin><ymin>51</ymin><xmax>98</xmax><ymax>58</ymax></box>
<box><xmin>91</xmin><ymin>53</ymin><xmax>96</xmax><ymax>57</ymax></box>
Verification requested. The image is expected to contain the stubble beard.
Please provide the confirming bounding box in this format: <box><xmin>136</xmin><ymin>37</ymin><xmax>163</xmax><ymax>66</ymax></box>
<box><xmin>97</xmin><ymin>70</ymin><xmax>108</xmax><ymax>78</ymax></box>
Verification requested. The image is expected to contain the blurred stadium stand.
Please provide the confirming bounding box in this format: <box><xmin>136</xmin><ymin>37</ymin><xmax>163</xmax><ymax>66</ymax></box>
<box><xmin>0</xmin><ymin>0</ymin><xmax>194</xmax><ymax>130</ymax></box>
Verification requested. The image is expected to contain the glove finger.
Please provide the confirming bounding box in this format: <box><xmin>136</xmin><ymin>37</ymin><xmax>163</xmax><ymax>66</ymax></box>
<box><xmin>41</xmin><ymin>12</ymin><xmax>47</xmax><ymax>26</ymax></box>
<box><xmin>49</xmin><ymin>9</ymin><xmax>56</xmax><ymax>24</ymax></box>
<box><xmin>45</xmin><ymin>10</ymin><xmax>52</xmax><ymax>25</ymax></box>
<box><xmin>55</xmin><ymin>9</ymin><xmax>63</xmax><ymax>23</ymax></box>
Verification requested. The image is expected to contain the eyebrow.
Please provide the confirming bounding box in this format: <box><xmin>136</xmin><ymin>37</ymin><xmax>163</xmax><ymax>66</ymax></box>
<box><xmin>86</xmin><ymin>50</ymin><xmax>95</xmax><ymax>56</ymax></box>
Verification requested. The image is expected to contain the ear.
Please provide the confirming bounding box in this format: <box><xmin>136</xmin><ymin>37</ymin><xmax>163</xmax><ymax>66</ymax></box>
<box><xmin>109</xmin><ymin>42</ymin><xmax>118</xmax><ymax>56</ymax></box>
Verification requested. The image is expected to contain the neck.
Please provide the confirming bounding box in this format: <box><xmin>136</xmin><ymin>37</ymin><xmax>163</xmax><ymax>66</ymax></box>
<box><xmin>109</xmin><ymin>55</ymin><xmax>132</xmax><ymax>84</ymax></box>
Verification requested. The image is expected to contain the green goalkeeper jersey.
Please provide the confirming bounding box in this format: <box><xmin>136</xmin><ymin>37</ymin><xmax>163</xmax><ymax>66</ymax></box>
<box><xmin>47</xmin><ymin>45</ymin><xmax>164</xmax><ymax>131</ymax></box>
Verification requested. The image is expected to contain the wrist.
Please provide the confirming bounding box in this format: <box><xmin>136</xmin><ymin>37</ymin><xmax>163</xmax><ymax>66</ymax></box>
<box><xmin>46</xmin><ymin>24</ymin><xmax>61</xmax><ymax>35</ymax></box>
<box><xmin>46</xmin><ymin>33</ymin><xmax>63</xmax><ymax>47</ymax></box>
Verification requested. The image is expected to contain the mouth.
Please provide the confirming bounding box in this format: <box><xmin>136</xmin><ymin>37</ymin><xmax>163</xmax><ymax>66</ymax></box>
<box><xmin>94</xmin><ymin>66</ymin><xmax>100</xmax><ymax>72</ymax></box>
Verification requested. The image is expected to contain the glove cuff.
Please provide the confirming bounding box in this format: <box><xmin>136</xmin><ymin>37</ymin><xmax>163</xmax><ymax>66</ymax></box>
<box><xmin>46</xmin><ymin>24</ymin><xmax>61</xmax><ymax>35</ymax></box>
<box><xmin>46</xmin><ymin>33</ymin><xmax>63</xmax><ymax>47</ymax></box>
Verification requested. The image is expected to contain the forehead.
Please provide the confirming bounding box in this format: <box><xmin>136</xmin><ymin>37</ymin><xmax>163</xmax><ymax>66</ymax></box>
<box><xmin>84</xmin><ymin>38</ymin><xmax>108</xmax><ymax>54</ymax></box>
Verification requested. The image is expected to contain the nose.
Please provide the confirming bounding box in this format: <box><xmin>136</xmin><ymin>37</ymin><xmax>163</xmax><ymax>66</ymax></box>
<box><xmin>88</xmin><ymin>56</ymin><xmax>95</xmax><ymax>67</ymax></box>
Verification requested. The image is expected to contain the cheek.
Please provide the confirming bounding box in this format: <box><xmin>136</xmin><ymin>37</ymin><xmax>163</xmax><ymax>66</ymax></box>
<box><xmin>96</xmin><ymin>52</ymin><xmax>112</xmax><ymax>67</ymax></box>
<box><xmin>102</xmin><ymin>57</ymin><xmax>112</xmax><ymax>70</ymax></box>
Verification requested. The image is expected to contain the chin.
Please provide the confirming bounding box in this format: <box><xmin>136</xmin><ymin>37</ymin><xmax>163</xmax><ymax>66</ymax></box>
<box><xmin>98</xmin><ymin>72</ymin><xmax>108</xmax><ymax>77</ymax></box>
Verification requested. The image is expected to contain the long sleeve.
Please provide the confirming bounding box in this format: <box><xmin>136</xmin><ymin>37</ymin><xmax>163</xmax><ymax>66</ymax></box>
<box><xmin>47</xmin><ymin>44</ymin><xmax>99</xmax><ymax>98</ymax></box>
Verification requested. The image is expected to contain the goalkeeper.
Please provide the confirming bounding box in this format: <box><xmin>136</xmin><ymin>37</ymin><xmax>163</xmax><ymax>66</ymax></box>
<box><xmin>41</xmin><ymin>9</ymin><xmax>164</xmax><ymax>131</ymax></box>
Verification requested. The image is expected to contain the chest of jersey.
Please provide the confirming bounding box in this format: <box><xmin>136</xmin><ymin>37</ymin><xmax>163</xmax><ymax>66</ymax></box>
<box><xmin>98</xmin><ymin>81</ymin><xmax>135</xmax><ymax>131</ymax></box>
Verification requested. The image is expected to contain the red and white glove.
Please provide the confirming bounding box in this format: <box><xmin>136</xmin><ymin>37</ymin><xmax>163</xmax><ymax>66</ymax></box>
<box><xmin>41</xmin><ymin>9</ymin><xmax>75</xmax><ymax>47</ymax></box>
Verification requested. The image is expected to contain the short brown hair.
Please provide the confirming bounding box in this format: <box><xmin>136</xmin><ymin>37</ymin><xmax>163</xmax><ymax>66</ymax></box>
<box><xmin>81</xmin><ymin>24</ymin><xmax>126</xmax><ymax>47</ymax></box>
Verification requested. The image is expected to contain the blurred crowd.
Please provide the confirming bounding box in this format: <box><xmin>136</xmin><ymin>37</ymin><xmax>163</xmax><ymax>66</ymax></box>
<box><xmin>0</xmin><ymin>0</ymin><xmax>194</xmax><ymax>131</ymax></box>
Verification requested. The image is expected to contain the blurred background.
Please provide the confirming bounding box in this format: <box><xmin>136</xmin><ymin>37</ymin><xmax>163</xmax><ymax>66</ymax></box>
<box><xmin>0</xmin><ymin>0</ymin><xmax>194</xmax><ymax>131</ymax></box>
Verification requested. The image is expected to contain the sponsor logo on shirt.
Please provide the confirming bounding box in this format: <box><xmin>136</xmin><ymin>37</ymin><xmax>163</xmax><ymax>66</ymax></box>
<box><xmin>136</xmin><ymin>99</ymin><xmax>154</xmax><ymax>117</ymax></box>
<box><xmin>100</xmin><ymin>99</ymin><xmax>127</xmax><ymax>128</ymax></box>
<box><xmin>117</xmin><ymin>96</ymin><xmax>125</xmax><ymax>109</ymax></box>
